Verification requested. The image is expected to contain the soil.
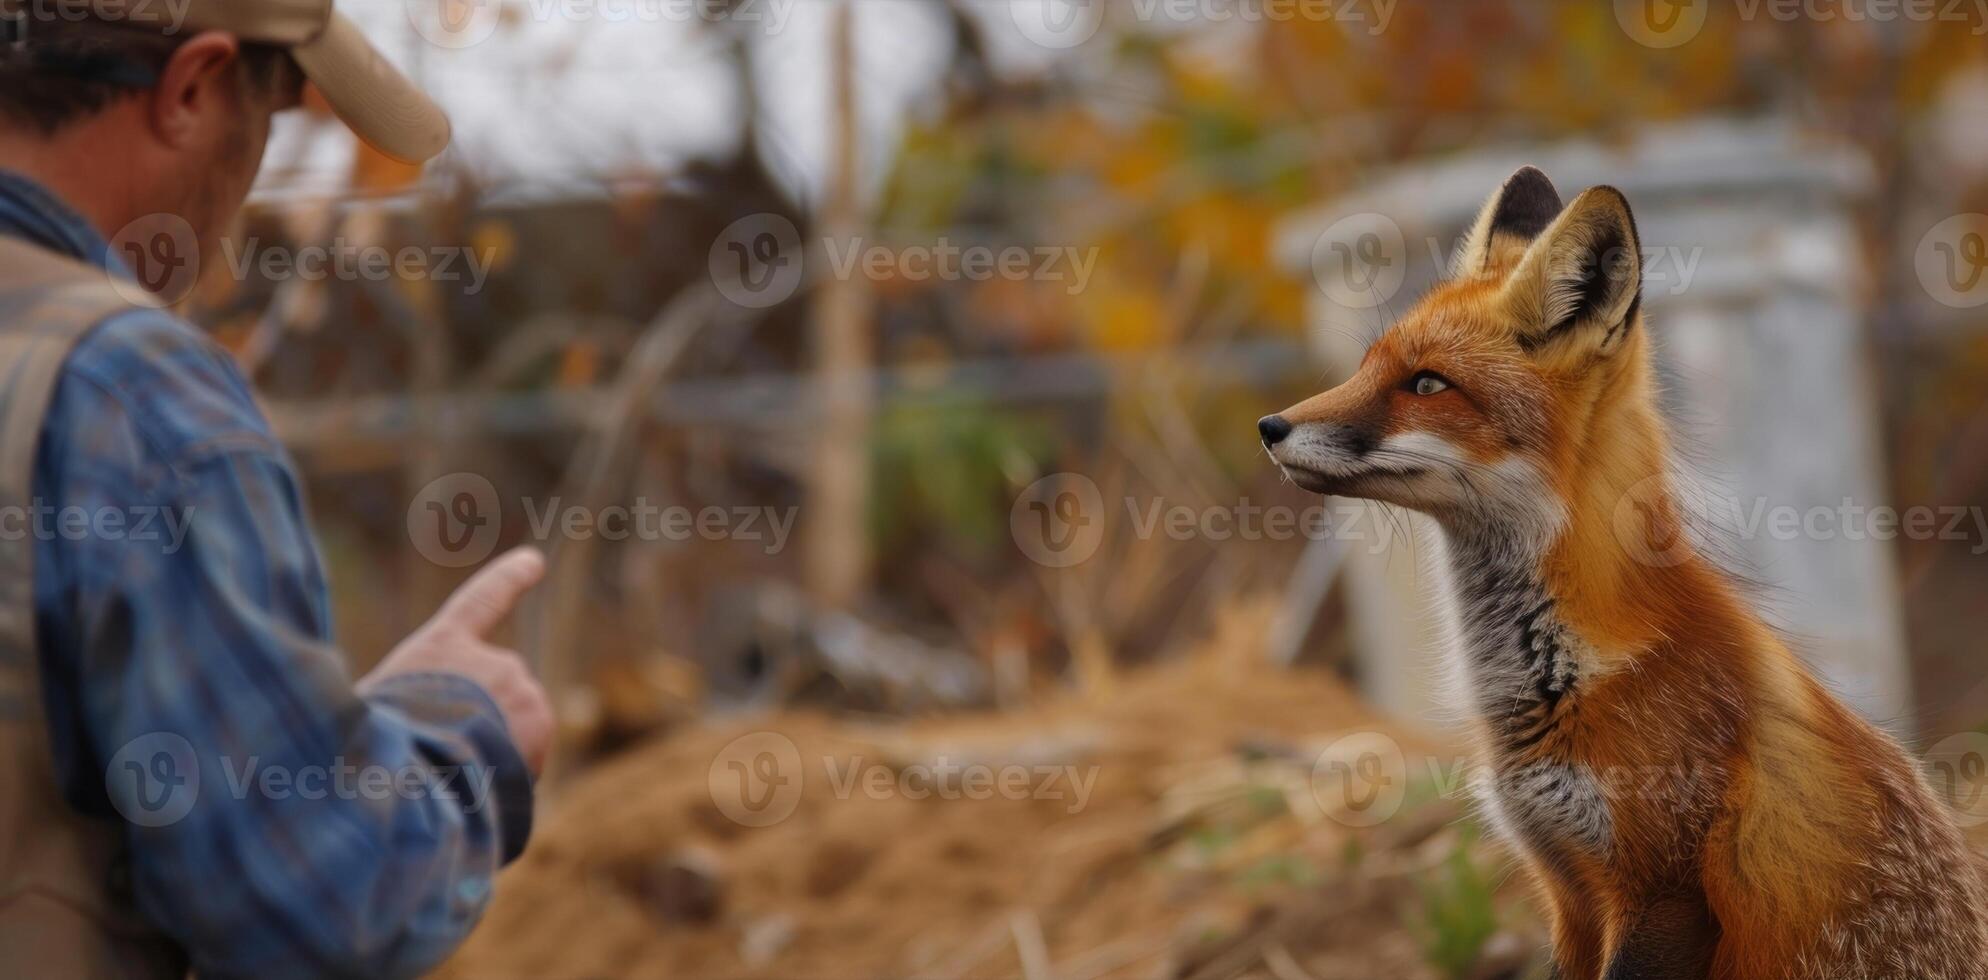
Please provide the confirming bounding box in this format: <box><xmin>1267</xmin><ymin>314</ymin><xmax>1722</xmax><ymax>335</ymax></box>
<box><xmin>436</xmin><ymin>627</ymin><xmax>1530</xmax><ymax>980</ymax></box>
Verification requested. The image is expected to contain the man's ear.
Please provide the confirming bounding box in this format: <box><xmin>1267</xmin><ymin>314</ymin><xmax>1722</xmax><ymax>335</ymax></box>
<box><xmin>1502</xmin><ymin>185</ymin><xmax>1643</xmax><ymax>357</ymax></box>
<box><xmin>146</xmin><ymin>31</ymin><xmax>242</xmax><ymax>148</ymax></box>
<box><xmin>1452</xmin><ymin>166</ymin><xmax>1563</xmax><ymax>279</ymax></box>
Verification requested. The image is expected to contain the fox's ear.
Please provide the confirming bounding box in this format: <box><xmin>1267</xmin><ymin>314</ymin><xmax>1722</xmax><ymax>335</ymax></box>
<box><xmin>1502</xmin><ymin>185</ymin><xmax>1642</xmax><ymax>358</ymax></box>
<box><xmin>1453</xmin><ymin>166</ymin><xmax>1563</xmax><ymax>279</ymax></box>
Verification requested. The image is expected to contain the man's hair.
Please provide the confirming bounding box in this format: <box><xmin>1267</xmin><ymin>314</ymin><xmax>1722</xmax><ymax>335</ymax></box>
<box><xmin>0</xmin><ymin>16</ymin><xmax>292</xmax><ymax>134</ymax></box>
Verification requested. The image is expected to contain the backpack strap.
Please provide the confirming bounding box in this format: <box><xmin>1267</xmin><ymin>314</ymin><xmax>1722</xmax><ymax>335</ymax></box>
<box><xmin>0</xmin><ymin>237</ymin><xmax>148</xmax><ymax>722</ymax></box>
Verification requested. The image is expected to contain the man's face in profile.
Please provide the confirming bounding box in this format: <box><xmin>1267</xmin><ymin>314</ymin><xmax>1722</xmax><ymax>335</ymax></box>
<box><xmin>176</xmin><ymin>44</ymin><xmax>306</xmax><ymax>283</ymax></box>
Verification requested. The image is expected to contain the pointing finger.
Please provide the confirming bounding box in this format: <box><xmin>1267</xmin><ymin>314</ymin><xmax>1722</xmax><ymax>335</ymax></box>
<box><xmin>434</xmin><ymin>546</ymin><xmax>547</xmax><ymax>639</ymax></box>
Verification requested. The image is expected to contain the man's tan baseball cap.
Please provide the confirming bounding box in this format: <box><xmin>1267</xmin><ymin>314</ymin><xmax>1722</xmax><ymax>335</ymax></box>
<box><xmin>168</xmin><ymin>0</ymin><xmax>451</xmax><ymax>163</ymax></box>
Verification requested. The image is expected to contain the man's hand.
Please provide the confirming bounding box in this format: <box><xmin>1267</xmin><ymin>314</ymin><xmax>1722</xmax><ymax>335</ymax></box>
<box><xmin>359</xmin><ymin>547</ymin><xmax>555</xmax><ymax>774</ymax></box>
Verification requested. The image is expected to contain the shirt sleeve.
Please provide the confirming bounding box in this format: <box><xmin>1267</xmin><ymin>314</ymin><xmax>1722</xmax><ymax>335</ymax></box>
<box><xmin>35</xmin><ymin>311</ymin><xmax>533</xmax><ymax>979</ymax></box>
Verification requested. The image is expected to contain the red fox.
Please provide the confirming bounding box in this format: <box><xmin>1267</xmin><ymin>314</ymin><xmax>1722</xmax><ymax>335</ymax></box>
<box><xmin>1260</xmin><ymin>167</ymin><xmax>1985</xmax><ymax>978</ymax></box>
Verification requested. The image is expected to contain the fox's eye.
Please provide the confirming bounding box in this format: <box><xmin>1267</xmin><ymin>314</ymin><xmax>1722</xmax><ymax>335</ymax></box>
<box><xmin>1409</xmin><ymin>372</ymin><xmax>1451</xmax><ymax>396</ymax></box>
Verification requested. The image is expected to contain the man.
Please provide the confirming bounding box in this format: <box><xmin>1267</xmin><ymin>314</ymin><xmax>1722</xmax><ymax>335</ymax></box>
<box><xmin>0</xmin><ymin>3</ymin><xmax>553</xmax><ymax>976</ymax></box>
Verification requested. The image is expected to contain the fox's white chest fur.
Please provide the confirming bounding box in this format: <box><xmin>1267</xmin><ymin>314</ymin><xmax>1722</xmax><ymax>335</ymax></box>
<box><xmin>1440</xmin><ymin>530</ymin><xmax>1615</xmax><ymax>868</ymax></box>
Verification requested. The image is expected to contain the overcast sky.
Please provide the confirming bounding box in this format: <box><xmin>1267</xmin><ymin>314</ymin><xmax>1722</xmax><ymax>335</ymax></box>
<box><xmin>256</xmin><ymin>0</ymin><xmax>1102</xmax><ymax>207</ymax></box>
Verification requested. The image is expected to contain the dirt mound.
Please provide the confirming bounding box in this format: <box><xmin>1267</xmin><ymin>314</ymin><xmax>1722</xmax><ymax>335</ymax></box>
<box><xmin>439</xmin><ymin>618</ymin><xmax>1518</xmax><ymax>979</ymax></box>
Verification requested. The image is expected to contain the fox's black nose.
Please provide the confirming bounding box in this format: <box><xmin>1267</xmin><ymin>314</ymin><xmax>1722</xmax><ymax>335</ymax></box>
<box><xmin>1258</xmin><ymin>415</ymin><xmax>1293</xmax><ymax>446</ymax></box>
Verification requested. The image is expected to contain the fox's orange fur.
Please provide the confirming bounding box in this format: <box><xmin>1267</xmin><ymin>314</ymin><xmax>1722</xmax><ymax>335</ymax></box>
<box><xmin>1263</xmin><ymin>168</ymin><xmax>1984</xmax><ymax>979</ymax></box>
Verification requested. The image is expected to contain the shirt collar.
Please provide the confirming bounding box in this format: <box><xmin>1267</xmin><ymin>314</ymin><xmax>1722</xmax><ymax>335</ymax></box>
<box><xmin>0</xmin><ymin>169</ymin><xmax>134</xmax><ymax>279</ymax></box>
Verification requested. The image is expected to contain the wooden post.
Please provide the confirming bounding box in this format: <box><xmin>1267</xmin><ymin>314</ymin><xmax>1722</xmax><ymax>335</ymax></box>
<box><xmin>805</xmin><ymin>0</ymin><xmax>875</xmax><ymax>608</ymax></box>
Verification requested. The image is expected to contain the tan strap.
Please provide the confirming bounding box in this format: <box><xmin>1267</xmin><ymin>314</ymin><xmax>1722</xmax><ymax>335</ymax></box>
<box><xmin>0</xmin><ymin>237</ymin><xmax>185</xmax><ymax>977</ymax></box>
<box><xmin>0</xmin><ymin>238</ymin><xmax>146</xmax><ymax>723</ymax></box>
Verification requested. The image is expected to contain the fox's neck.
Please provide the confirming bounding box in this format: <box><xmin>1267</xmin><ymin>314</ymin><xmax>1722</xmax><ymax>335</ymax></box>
<box><xmin>1438</xmin><ymin>527</ymin><xmax>1588</xmax><ymax>748</ymax></box>
<box><xmin>1432</xmin><ymin>377</ymin><xmax>1738</xmax><ymax>746</ymax></box>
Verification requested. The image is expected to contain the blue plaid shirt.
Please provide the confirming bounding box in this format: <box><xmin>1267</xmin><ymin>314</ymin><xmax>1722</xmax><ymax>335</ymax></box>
<box><xmin>0</xmin><ymin>172</ymin><xmax>533</xmax><ymax>978</ymax></box>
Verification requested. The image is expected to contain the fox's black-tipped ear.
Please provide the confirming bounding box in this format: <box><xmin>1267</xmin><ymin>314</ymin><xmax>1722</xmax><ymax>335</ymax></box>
<box><xmin>1454</xmin><ymin>166</ymin><xmax>1564</xmax><ymax>279</ymax></box>
<box><xmin>1504</xmin><ymin>185</ymin><xmax>1643</xmax><ymax>359</ymax></box>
